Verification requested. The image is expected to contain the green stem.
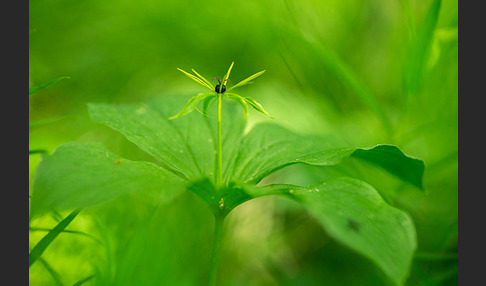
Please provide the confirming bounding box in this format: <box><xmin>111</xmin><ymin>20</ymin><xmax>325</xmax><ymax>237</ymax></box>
<box><xmin>209</xmin><ymin>215</ymin><xmax>225</xmax><ymax>286</ymax></box>
<box><xmin>216</xmin><ymin>94</ymin><xmax>223</xmax><ymax>186</ymax></box>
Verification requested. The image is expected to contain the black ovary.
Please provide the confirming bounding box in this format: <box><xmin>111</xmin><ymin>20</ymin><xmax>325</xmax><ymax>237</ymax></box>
<box><xmin>215</xmin><ymin>84</ymin><xmax>226</xmax><ymax>93</ymax></box>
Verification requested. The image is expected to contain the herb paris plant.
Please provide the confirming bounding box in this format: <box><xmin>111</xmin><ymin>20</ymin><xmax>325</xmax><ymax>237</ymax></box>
<box><xmin>31</xmin><ymin>63</ymin><xmax>424</xmax><ymax>286</ymax></box>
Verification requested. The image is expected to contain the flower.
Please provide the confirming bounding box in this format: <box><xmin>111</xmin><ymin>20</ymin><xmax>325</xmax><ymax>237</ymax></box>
<box><xmin>170</xmin><ymin>62</ymin><xmax>273</xmax><ymax>120</ymax></box>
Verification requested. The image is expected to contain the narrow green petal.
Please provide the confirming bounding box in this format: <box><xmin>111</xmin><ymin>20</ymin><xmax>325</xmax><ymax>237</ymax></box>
<box><xmin>191</xmin><ymin>69</ymin><xmax>214</xmax><ymax>89</ymax></box>
<box><xmin>169</xmin><ymin>93</ymin><xmax>214</xmax><ymax>119</ymax></box>
<box><xmin>222</xmin><ymin>61</ymin><xmax>235</xmax><ymax>83</ymax></box>
<box><xmin>177</xmin><ymin>68</ymin><xmax>214</xmax><ymax>91</ymax></box>
<box><xmin>244</xmin><ymin>96</ymin><xmax>274</xmax><ymax>119</ymax></box>
<box><xmin>201</xmin><ymin>95</ymin><xmax>217</xmax><ymax>117</ymax></box>
<box><xmin>225</xmin><ymin>93</ymin><xmax>249</xmax><ymax>119</ymax></box>
<box><xmin>228</xmin><ymin>70</ymin><xmax>265</xmax><ymax>91</ymax></box>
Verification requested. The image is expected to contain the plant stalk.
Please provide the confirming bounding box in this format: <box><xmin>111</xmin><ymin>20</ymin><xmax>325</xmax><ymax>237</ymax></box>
<box><xmin>209</xmin><ymin>214</ymin><xmax>225</xmax><ymax>286</ymax></box>
<box><xmin>216</xmin><ymin>94</ymin><xmax>223</xmax><ymax>186</ymax></box>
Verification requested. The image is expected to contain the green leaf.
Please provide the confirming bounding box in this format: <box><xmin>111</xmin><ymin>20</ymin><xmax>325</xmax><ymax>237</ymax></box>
<box><xmin>230</xmin><ymin>123</ymin><xmax>424</xmax><ymax>189</ymax></box>
<box><xmin>256</xmin><ymin>178</ymin><xmax>417</xmax><ymax>286</ymax></box>
<box><xmin>187</xmin><ymin>177</ymin><xmax>252</xmax><ymax>217</ymax></box>
<box><xmin>29</xmin><ymin>76</ymin><xmax>70</xmax><ymax>96</ymax></box>
<box><xmin>88</xmin><ymin>100</ymin><xmax>205</xmax><ymax>179</ymax></box>
<box><xmin>351</xmin><ymin>145</ymin><xmax>425</xmax><ymax>190</ymax></box>
<box><xmin>31</xmin><ymin>142</ymin><xmax>186</xmax><ymax>215</ymax></box>
<box><xmin>29</xmin><ymin>209</ymin><xmax>80</xmax><ymax>267</ymax></box>
<box><xmin>227</xmin><ymin>70</ymin><xmax>265</xmax><ymax>91</ymax></box>
<box><xmin>88</xmin><ymin>95</ymin><xmax>245</xmax><ymax>183</ymax></box>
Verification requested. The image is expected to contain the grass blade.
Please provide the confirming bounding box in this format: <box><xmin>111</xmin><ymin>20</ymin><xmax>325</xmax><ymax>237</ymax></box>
<box><xmin>228</xmin><ymin>70</ymin><xmax>265</xmax><ymax>91</ymax></box>
<box><xmin>38</xmin><ymin>257</ymin><xmax>64</xmax><ymax>286</ymax></box>
<box><xmin>29</xmin><ymin>227</ymin><xmax>103</xmax><ymax>245</ymax></box>
<box><xmin>29</xmin><ymin>76</ymin><xmax>70</xmax><ymax>96</ymax></box>
<box><xmin>29</xmin><ymin>149</ymin><xmax>48</xmax><ymax>155</ymax></box>
<box><xmin>72</xmin><ymin>274</ymin><xmax>95</xmax><ymax>286</ymax></box>
<box><xmin>29</xmin><ymin>209</ymin><xmax>81</xmax><ymax>267</ymax></box>
<box><xmin>29</xmin><ymin>116</ymin><xmax>69</xmax><ymax>129</ymax></box>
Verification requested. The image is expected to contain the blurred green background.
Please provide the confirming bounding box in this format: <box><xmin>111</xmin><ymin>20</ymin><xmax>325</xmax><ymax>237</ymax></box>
<box><xmin>29</xmin><ymin>0</ymin><xmax>458</xmax><ymax>285</ymax></box>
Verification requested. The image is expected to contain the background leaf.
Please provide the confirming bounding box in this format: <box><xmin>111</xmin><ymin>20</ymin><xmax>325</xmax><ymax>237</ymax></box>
<box><xmin>88</xmin><ymin>98</ymin><xmax>209</xmax><ymax>179</ymax></box>
<box><xmin>256</xmin><ymin>177</ymin><xmax>417</xmax><ymax>285</ymax></box>
<box><xmin>230</xmin><ymin>122</ymin><xmax>424</xmax><ymax>189</ymax></box>
<box><xmin>31</xmin><ymin>142</ymin><xmax>186</xmax><ymax>216</ymax></box>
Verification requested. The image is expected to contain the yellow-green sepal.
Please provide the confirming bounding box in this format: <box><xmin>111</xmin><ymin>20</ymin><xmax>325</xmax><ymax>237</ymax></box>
<box><xmin>169</xmin><ymin>93</ymin><xmax>215</xmax><ymax>120</ymax></box>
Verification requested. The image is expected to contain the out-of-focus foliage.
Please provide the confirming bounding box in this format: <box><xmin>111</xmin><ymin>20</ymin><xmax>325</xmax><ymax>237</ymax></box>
<box><xmin>29</xmin><ymin>0</ymin><xmax>457</xmax><ymax>285</ymax></box>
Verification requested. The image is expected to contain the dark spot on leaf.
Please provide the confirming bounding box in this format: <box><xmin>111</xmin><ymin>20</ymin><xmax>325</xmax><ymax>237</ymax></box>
<box><xmin>347</xmin><ymin>219</ymin><xmax>360</xmax><ymax>232</ymax></box>
<box><xmin>113</xmin><ymin>159</ymin><xmax>124</xmax><ymax>165</ymax></box>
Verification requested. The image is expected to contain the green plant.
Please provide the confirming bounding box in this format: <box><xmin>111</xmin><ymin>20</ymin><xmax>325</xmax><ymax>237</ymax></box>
<box><xmin>29</xmin><ymin>76</ymin><xmax>96</xmax><ymax>285</ymax></box>
<box><xmin>31</xmin><ymin>63</ymin><xmax>424</xmax><ymax>286</ymax></box>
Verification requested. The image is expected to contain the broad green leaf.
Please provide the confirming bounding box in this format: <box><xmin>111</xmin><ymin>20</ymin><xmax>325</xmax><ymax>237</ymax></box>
<box><xmin>254</xmin><ymin>177</ymin><xmax>417</xmax><ymax>286</ymax></box>
<box><xmin>147</xmin><ymin>95</ymin><xmax>217</xmax><ymax>179</ymax></box>
<box><xmin>187</xmin><ymin>178</ymin><xmax>252</xmax><ymax>216</ymax></box>
<box><xmin>351</xmin><ymin>145</ymin><xmax>425</xmax><ymax>190</ymax></box>
<box><xmin>88</xmin><ymin>96</ymin><xmax>423</xmax><ymax>192</ymax></box>
<box><xmin>31</xmin><ymin>142</ymin><xmax>186</xmax><ymax>215</ymax></box>
<box><xmin>88</xmin><ymin>100</ymin><xmax>204</xmax><ymax>179</ymax></box>
<box><xmin>88</xmin><ymin>95</ymin><xmax>245</xmax><ymax>184</ymax></box>
<box><xmin>29</xmin><ymin>209</ymin><xmax>80</xmax><ymax>267</ymax></box>
<box><xmin>29</xmin><ymin>76</ymin><xmax>70</xmax><ymax>96</ymax></box>
<box><xmin>227</xmin><ymin>70</ymin><xmax>265</xmax><ymax>91</ymax></box>
<box><xmin>231</xmin><ymin>123</ymin><xmax>424</xmax><ymax>189</ymax></box>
